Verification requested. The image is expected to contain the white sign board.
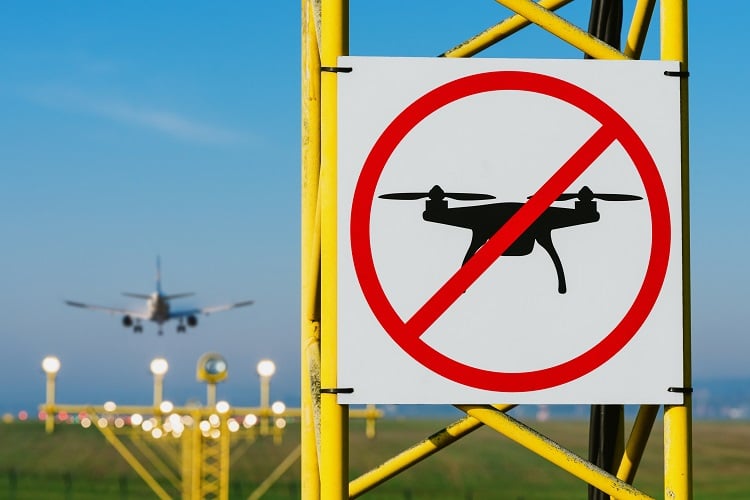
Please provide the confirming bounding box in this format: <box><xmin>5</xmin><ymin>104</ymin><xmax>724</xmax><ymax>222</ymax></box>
<box><xmin>337</xmin><ymin>56</ymin><xmax>684</xmax><ymax>404</ymax></box>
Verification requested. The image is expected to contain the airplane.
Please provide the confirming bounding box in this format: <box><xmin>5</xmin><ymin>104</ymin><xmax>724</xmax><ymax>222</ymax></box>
<box><xmin>65</xmin><ymin>257</ymin><xmax>254</xmax><ymax>335</ymax></box>
<box><xmin>379</xmin><ymin>184</ymin><xmax>642</xmax><ymax>294</ymax></box>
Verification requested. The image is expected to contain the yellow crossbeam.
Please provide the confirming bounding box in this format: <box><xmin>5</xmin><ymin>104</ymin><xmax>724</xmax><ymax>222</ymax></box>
<box><xmin>442</xmin><ymin>0</ymin><xmax>573</xmax><ymax>57</ymax></box>
<box><xmin>456</xmin><ymin>405</ymin><xmax>654</xmax><ymax>500</ymax></box>
<box><xmin>494</xmin><ymin>0</ymin><xmax>628</xmax><ymax>59</ymax></box>
<box><xmin>350</xmin><ymin>404</ymin><xmax>515</xmax><ymax>498</ymax></box>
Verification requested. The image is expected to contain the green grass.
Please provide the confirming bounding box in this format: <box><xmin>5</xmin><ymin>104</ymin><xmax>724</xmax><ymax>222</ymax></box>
<box><xmin>1</xmin><ymin>418</ymin><xmax>748</xmax><ymax>499</ymax></box>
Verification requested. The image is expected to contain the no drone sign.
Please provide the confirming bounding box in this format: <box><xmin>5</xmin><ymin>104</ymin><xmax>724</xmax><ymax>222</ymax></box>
<box><xmin>336</xmin><ymin>57</ymin><xmax>685</xmax><ymax>404</ymax></box>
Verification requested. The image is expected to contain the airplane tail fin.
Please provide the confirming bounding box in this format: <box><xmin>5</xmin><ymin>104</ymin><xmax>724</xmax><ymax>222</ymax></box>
<box><xmin>156</xmin><ymin>255</ymin><xmax>163</xmax><ymax>295</ymax></box>
<box><xmin>155</xmin><ymin>256</ymin><xmax>193</xmax><ymax>300</ymax></box>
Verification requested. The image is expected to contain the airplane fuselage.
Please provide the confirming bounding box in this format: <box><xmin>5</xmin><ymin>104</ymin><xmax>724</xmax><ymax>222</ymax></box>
<box><xmin>147</xmin><ymin>293</ymin><xmax>171</xmax><ymax>324</ymax></box>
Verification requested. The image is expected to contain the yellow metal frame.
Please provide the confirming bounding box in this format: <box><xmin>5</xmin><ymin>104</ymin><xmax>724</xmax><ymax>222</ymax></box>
<box><xmin>43</xmin><ymin>400</ymin><xmax>379</xmax><ymax>499</ymax></box>
<box><xmin>302</xmin><ymin>0</ymin><xmax>690</xmax><ymax>499</ymax></box>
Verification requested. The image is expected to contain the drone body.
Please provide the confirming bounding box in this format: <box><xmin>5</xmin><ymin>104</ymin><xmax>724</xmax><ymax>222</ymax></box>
<box><xmin>379</xmin><ymin>185</ymin><xmax>641</xmax><ymax>294</ymax></box>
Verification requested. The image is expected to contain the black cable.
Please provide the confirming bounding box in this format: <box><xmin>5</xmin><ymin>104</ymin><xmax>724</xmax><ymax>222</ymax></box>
<box><xmin>585</xmin><ymin>3</ymin><xmax>625</xmax><ymax>498</ymax></box>
<box><xmin>584</xmin><ymin>0</ymin><xmax>623</xmax><ymax>59</ymax></box>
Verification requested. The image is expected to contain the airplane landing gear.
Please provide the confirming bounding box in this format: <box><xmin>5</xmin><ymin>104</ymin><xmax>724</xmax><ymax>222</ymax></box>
<box><xmin>134</xmin><ymin>324</ymin><xmax>143</xmax><ymax>333</ymax></box>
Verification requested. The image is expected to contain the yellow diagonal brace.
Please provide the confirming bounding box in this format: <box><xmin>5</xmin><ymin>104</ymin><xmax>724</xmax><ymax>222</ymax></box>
<box><xmin>442</xmin><ymin>0</ymin><xmax>573</xmax><ymax>57</ymax></box>
<box><xmin>248</xmin><ymin>444</ymin><xmax>302</xmax><ymax>500</ymax></box>
<box><xmin>230</xmin><ymin>437</ymin><xmax>257</xmax><ymax>467</ymax></box>
<box><xmin>349</xmin><ymin>404</ymin><xmax>515</xmax><ymax>498</ymax></box>
<box><xmin>152</xmin><ymin>435</ymin><xmax>182</xmax><ymax>466</ymax></box>
<box><xmin>616</xmin><ymin>405</ymin><xmax>659</xmax><ymax>485</ymax></box>
<box><xmin>92</xmin><ymin>414</ymin><xmax>172</xmax><ymax>500</ymax></box>
<box><xmin>494</xmin><ymin>0</ymin><xmax>629</xmax><ymax>59</ymax></box>
<box><xmin>128</xmin><ymin>434</ymin><xmax>181</xmax><ymax>491</ymax></box>
<box><xmin>623</xmin><ymin>0</ymin><xmax>655</xmax><ymax>59</ymax></box>
<box><xmin>456</xmin><ymin>405</ymin><xmax>654</xmax><ymax>500</ymax></box>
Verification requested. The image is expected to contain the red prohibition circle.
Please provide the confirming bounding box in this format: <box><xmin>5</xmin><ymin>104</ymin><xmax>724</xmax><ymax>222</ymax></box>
<box><xmin>350</xmin><ymin>71</ymin><xmax>671</xmax><ymax>392</ymax></box>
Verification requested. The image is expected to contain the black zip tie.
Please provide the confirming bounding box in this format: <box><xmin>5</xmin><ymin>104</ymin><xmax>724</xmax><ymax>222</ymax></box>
<box><xmin>320</xmin><ymin>387</ymin><xmax>354</xmax><ymax>394</ymax></box>
<box><xmin>664</xmin><ymin>70</ymin><xmax>689</xmax><ymax>78</ymax></box>
<box><xmin>668</xmin><ymin>386</ymin><xmax>693</xmax><ymax>394</ymax></box>
<box><xmin>321</xmin><ymin>66</ymin><xmax>353</xmax><ymax>73</ymax></box>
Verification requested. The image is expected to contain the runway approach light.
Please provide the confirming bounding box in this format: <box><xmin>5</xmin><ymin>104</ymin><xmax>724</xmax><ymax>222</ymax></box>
<box><xmin>42</xmin><ymin>356</ymin><xmax>61</xmax><ymax>374</ymax></box>
<box><xmin>197</xmin><ymin>353</ymin><xmax>228</xmax><ymax>384</ymax></box>
<box><xmin>256</xmin><ymin>359</ymin><xmax>276</xmax><ymax>377</ymax></box>
<box><xmin>150</xmin><ymin>358</ymin><xmax>169</xmax><ymax>376</ymax></box>
<box><xmin>271</xmin><ymin>401</ymin><xmax>286</xmax><ymax>415</ymax></box>
<box><xmin>216</xmin><ymin>401</ymin><xmax>230</xmax><ymax>414</ymax></box>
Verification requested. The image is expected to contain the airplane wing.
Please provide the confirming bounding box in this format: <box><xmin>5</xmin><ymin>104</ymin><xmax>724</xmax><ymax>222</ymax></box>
<box><xmin>169</xmin><ymin>300</ymin><xmax>254</xmax><ymax>318</ymax></box>
<box><xmin>64</xmin><ymin>300</ymin><xmax>151</xmax><ymax>320</ymax></box>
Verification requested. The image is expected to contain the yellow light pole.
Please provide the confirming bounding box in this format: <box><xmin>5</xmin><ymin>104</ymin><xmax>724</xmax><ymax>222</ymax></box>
<box><xmin>216</xmin><ymin>400</ymin><xmax>231</xmax><ymax>500</ymax></box>
<box><xmin>149</xmin><ymin>357</ymin><xmax>169</xmax><ymax>410</ymax></box>
<box><xmin>256</xmin><ymin>359</ymin><xmax>276</xmax><ymax>435</ymax></box>
<box><xmin>41</xmin><ymin>355</ymin><xmax>60</xmax><ymax>434</ymax></box>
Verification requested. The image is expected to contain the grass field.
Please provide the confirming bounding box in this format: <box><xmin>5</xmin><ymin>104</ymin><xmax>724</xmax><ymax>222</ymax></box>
<box><xmin>1</xmin><ymin>417</ymin><xmax>748</xmax><ymax>499</ymax></box>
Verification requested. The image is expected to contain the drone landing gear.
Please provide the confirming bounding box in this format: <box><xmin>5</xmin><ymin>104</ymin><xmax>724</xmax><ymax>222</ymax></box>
<box><xmin>536</xmin><ymin>233</ymin><xmax>567</xmax><ymax>294</ymax></box>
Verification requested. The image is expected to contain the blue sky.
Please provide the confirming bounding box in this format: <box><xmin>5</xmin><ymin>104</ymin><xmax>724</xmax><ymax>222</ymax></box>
<box><xmin>0</xmin><ymin>2</ymin><xmax>747</xmax><ymax>414</ymax></box>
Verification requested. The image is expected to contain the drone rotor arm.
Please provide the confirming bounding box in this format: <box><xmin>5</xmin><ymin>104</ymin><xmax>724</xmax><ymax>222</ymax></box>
<box><xmin>444</xmin><ymin>193</ymin><xmax>496</xmax><ymax>201</ymax></box>
<box><xmin>592</xmin><ymin>193</ymin><xmax>643</xmax><ymax>201</ymax></box>
<box><xmin>378</xmin><ymin>192</ymin><xmax>430</xmax><ymax>200</ymax></box>
<box><xmin>379</xmin><ymin>186</ymin><xmax>495</xmax><ymax>201</ymax></box>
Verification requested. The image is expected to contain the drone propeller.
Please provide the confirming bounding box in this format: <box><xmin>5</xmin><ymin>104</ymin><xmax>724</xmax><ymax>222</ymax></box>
<box><xmin>531</xmin><ymin>186</ymin><xmax>642</xmax><ymax>202</ymax></box>
<box><xmin>379</xmin><ymin>185</ymin><xmax>495</xmax><ymax>201</ymax></box>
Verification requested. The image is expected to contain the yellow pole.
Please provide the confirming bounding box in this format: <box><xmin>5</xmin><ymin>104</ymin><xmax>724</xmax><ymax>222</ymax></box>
<box><xmin>494</xmin><ymin>0</ymin><xmax>629</xmax><ymax>59</ymax></box>
<box><xmin>207</xmin><ymin>383</ymin><xmax>217</xmax><ymax>408</ymax></box>
<box><xmin>44</xmin><ymin>373</ymin><xmax>56</xmax><ymax>434</ymax></box>
<box><xmin>661</xmin><ymin>1</ymin><xmax>692</xmax><ymax>498</ymax></box>
<box><xmin>192</xmin><ymin>409</ymin><xmax>202</xmax><ymax>497</ymax></box>
<box><xmin>220</xmin><ymin>415</ymin><xmax>230</xmax><ymax>500</ymax></box>
<box><xmin>260</xmin><ymin>375</ymin><xmax>271</xmax><ymax>435</ymax></box>
<box><xmin>364</xmin><ymin>404</ymin><xmax>376</xmax><ymax>439</ymax></box>
<box><xmin>153</xmin><ymin>373</ymin><xmax>164</xmax><ymax>409</ymax></box>
<box><xmin>301</xmin><ymin>0</ymin><xmax>322</xmax><ymax>495</ymax></box>
<box><xmin>182</xmin><ymin>422</ymin><xmax>194</xmax><ymax>500</ymax></box>
<box><xmin>320</xmin><ymin>0</ymin><xmax>348</xmax><ymax>498</ymax></box>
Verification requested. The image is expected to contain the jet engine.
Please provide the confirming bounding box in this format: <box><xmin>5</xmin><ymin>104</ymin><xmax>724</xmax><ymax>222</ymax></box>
<box><xmin>187</xmin><ymin>315</ymin><xmax>198</xmax><ymax>327</ymax></box>
<box><xmin>122</xmin><ymin>315</ymin><xmax>133</xmax><ymax>327</ymax></box>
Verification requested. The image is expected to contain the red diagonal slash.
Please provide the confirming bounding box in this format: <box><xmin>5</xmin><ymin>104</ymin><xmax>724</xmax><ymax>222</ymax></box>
<box><xmin>404</xmin><ymin>124</ymin><xmax>616</xmax><ymax>339</ymax></box>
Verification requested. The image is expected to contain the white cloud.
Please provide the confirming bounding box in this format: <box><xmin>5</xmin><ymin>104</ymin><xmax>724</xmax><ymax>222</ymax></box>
<box><xmin>24</xmin><ymin>85</ymin><xmax>248</xmax><ymax>144</ymax></box>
